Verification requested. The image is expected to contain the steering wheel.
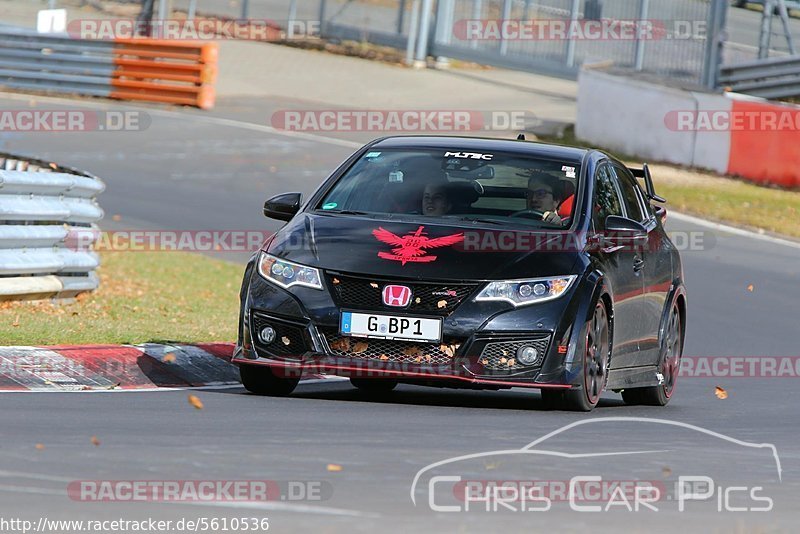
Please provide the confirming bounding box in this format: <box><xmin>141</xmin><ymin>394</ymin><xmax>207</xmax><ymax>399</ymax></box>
<box><xmin>509</xmin><ymin>209</ymin><xmax>547</xmax><ymax>220</ymax></box>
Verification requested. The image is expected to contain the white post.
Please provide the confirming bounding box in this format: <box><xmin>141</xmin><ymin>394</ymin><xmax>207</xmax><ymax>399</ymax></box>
<box><xmin>414</xmin><ymin>0</ymin><xmax>434</xmax><ymax>67</ymax></box>
<box><xmin>288</xmin><ymin>0</ymin><xmax>298</xmax><ymax>38</ymax></box>
<box><xmin>406</xmin><ymin>0</ymin><xmax>421</xmax><ymax>66</ymax></box>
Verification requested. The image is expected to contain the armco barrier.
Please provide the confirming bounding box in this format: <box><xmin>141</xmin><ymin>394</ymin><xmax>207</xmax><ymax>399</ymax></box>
<box><xmin>0</xmin><ymin>153</ymin><xmax>104</xmax><ymax>300</ymax></box>
<box><xmin>719</xmin><ymin>55</ymin><xmax>800</xmax><ymax>101</ymax></box>
<box><xmin>0</xmin><ymin>28</ymin><xmax>217</xmax><ymax>109</ymax></box>
<box><xmin>576</xmin><ymin>68</ymin><xmax>800</xmax><ymax>188</ymax></box>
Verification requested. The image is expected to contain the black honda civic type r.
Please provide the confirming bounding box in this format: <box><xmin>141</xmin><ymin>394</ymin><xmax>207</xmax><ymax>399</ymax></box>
<box><xmin>233</xmin><ymin>136</ymin><xmax>687</xmax><ymax>411</ymax></box>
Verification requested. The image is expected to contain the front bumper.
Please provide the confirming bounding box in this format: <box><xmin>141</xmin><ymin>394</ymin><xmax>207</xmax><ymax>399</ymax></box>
<box><xmin>233</xmin><ymin>267</ymin><xmax>586</xmax><ymax>390</ymax></box>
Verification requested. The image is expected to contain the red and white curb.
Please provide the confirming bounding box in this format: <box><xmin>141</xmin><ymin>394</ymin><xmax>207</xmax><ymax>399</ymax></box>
<box><xmin>0</xmin><ymin>343</ymin><xmax>340</xmax><ymax>392</ymax></box>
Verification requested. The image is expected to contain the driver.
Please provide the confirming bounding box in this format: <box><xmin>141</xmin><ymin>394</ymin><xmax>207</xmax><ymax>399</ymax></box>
<box><xmin>526</xmin><ymin>172</ymin><xmax>565</xmax><ymax>225</ymax></box>
<box><xmin>422</xmin><ymin>183</ymin><xmax>452</xmax><ymax>216</ymax></box>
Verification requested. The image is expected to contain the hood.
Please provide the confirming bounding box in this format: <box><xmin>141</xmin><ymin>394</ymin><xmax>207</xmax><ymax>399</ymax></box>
<box><xmin>266</xmin><ymin>213</ymin><xmax>581</xmax><ymax>281</ymax></box>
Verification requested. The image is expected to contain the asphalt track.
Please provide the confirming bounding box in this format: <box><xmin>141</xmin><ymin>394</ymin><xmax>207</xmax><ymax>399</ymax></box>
<box><xmin>0</xmin><ymin>94</ymin><xmax>799</xmax><ymax>532</ymax></box>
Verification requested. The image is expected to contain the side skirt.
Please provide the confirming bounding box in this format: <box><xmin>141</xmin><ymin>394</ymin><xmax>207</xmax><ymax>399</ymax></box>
<box><xmin>607</xmin><ymin>365</ymin><xmax>660</xmax><ymax>390</ymax></box>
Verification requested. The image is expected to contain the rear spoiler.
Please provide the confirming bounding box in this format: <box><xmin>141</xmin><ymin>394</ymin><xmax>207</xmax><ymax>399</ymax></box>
<box><xmin>629</xmin><ymin>163</ymin><xmax>666</xmax><ymax>203</ymax></box>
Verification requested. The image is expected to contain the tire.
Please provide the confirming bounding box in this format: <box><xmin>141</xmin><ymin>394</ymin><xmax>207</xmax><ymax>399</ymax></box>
<box><xmin>546</xmin><ymin>299</ymin><xmax>610</xmax><ymax>412</ymax></box>
<box><xmin>240</xmin><ymin>364</ymin><xmax>299</xmax><ymax>396</ymax></box>
<box><xmin>622</xmin><ymin>302</ymin><xmax>683</xmax><ymax>406</ymax></box>
<box><xmin>350</xmin><ymin>377</ymin><xmax>398</xmax><ymax>394</ymax></box>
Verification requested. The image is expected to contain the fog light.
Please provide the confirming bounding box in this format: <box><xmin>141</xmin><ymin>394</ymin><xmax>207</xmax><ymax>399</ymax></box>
<box><xmin>516</xmin><ymin>346</ymin><xmax>539</xmax><ymax>365</ymax></box>
<box><xmin>259</xmin><ymin>326</ymin><xmax>276</xmax><ymax>344</ymax></box>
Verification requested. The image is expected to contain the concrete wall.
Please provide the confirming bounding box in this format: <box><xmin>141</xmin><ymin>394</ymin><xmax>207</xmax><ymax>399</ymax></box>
<box><xmin>576</xmin><ymin>68</ymin><xmax>800</xmax><ymax>188</ymax></box>
<box><xmin>577</xmin><ymin>69</ymin><xmax>699</xmax><ymax>168</ymax></box>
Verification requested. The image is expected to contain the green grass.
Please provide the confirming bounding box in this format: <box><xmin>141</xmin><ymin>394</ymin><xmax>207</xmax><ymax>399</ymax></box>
<box><xmin>0</xmin><ymin>250</ymin><xmax>244</xmax><ymax>345</ymax></box>
<box><xmin>539</xmin><ymin>127</ymin><xmax>800</xmax><ymax>240</ymax></box>
<box><xmin>654</xmin><ymin>178</ymin><xmax>800</xmax><ymax>238</ymax></box>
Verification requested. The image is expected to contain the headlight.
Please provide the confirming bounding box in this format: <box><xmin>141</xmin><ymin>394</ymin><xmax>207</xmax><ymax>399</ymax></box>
<box><xmin>475</xmin><ymin>276</ymin><xmax>576</xmax><ymax>307</ymax></box>
<box><xmin>257</xmin><ymin>253</ymin><xmax>323</xmax><ymax>290</ymax></box>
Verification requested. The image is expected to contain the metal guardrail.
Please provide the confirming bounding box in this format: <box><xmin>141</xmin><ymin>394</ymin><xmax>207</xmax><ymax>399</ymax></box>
<box><xmin>736</xmin><ymin>0</ymin><xmax>800</xmax><ymax>8</ymax></box>
<box><xmin>0</xmin><ymin>154</ymin><xmax>104</xmax><ymax>300</ymax></box>
<box><xmin>0</xmin><ymin>27</ymin><xmax>218</xmax><ymax>109</ymax></box>
<box><xmin>719</xmin><ymin>54</ymin><xmax>800</xmax><ymax>98</ymax></box>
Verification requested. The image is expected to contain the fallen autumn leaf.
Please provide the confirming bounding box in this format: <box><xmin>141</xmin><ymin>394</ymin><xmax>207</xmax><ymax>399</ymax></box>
<box><xmin>188</xmin><ymin>394</ymin><xmax>204</xmax><ymax>410</ymax></box>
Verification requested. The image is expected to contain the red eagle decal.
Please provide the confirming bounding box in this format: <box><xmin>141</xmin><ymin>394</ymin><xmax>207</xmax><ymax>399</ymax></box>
<box><xmin>372</xmin><ymin>226</ymin><xmax>464</xmax><ymax>265</ymax></box>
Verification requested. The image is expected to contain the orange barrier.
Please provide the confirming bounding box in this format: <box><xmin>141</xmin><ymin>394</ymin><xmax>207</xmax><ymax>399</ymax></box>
<box><xmin>727</xmin><ymin>99</ymin><xmax>800</xmax><ymax>189</ymax></box>
<box><xmin>110</xmin><ymin>39</ymin><xmax>218</xmax><ymax>109</ymax></box>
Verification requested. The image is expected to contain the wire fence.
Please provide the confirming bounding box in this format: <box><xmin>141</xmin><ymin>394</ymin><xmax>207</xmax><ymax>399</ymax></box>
<box><xmin>158</xmin><ymin>0</ymin><xmax>725</xmax><ymax>86</ymax></box>
<box><xmin>25</xmin><ymin>0</ymin><xmax>800</xmax><ymax>91</ymax></box>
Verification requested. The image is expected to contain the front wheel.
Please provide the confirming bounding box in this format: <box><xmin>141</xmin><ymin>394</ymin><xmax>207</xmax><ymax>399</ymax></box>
<box><xmin>622</xmin><ymin>302</ymin><xmax>683</xmax><ymax>406</ymax></box>
<box><xmin>544</xmin><ymin>299</ymin><xmax>610</xmax><ymax>412</ymax></box>
<box><xmin>240</xmin><ymin>364</ymin><xmax>299</xmax><ymax>396</ymax></box>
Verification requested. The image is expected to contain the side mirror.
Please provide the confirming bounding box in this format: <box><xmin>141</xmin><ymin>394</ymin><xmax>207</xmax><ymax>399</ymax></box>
<box><xmin>264</xmin><ymin>192</ymin><xmax>302</xmax><ymax>222</ymax></box>
<box><xmin>604</xmin><ymin>215</ymin><xmax>648</xmax><ymax>246</ymax></box>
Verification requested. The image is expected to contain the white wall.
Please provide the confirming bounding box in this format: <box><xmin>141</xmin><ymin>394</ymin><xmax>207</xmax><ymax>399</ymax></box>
<box><xmin>576</xmin><ymin>68</ymin><xmax>732</xmax><ymax>174</ymax></box>
<box><xmin>690</xmin><ymin>92</ymin><xmax>732</xmax><ymax>174</ymax></box>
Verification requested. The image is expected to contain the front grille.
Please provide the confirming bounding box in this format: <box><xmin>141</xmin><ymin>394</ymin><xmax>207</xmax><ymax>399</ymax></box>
<box><xmin>251</xmin><ymin>311</ymin><xmax>309</xmax><ymax>358</ymax></box>
<box><xmin>479</xmin><ymin>336</ymin><xmax>550</xmax><ymax>371</ymax></box>
<box><xmin>322</xmin><ymin>330</ymin><xmax>460</xmax><ymax>366</ymax></box>
<box><xmin>327</xmin><ymin>273</ymin><xmax>478</xmax><ymax>316</ymax></box>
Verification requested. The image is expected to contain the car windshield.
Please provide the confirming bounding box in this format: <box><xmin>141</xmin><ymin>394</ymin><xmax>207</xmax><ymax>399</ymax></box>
<box><xmin>316</xmin><ymin>148</ymin><xmax>580</xmax><ymax>228</ymax></box>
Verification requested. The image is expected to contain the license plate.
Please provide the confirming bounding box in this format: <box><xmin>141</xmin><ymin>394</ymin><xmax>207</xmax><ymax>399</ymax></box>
<box><xmin>340</xmin><ymin>311</ymin><xmax>442</xmax><ymax>342</ymax></box>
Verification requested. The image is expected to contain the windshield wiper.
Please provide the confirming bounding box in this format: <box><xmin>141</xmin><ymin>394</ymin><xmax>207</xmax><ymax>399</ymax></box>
<box><xmin>447</xmin><ymin>216</ymin><xmax>508</xmax><ymax>226</ymax></box>
<box><xmin>318</xmin><ymin>209</ymin><xmax>371</xmax><ymax>216</ymax></box>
